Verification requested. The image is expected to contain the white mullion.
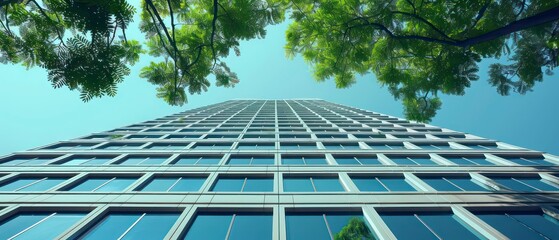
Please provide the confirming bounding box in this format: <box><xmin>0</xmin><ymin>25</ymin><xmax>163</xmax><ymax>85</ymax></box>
<box><xmin>511</xmin><ymin>177</ymin><xmax>543</xmax><ymax>191</ymax></box>
<box><xmin>353</xmin><ymin>157</ymin><xmax>363</xmax><ymax>165</ymax></box>
<box><xmin>117</xmin><ymin>213</ymin><xmax>146</xmax><ymax>240</ymax></box>
<box><xmin>442</xmin><ymin>177</ymin><xmax>467</xmax><ymax>191</ymax></box>
<box><xmin>14</xmin><ymin>177</ymin><xmax>48</xmax><ymax>192</ymax></box>
<box><xmin>309</xmin><ymin>177</ymin><xmax>318</xmax><ymax>192</ymax></box>
<box><xmin>8</xmin><ymin>213</ymin><xmax>57</xmax><ymax>240</ymax></box>
<box><xmin>322</xmin><ymin>214</ymin><xmax>334</xmax><ymax>240</ymax></box>
<box><xmin>91</xmin><ymin>177</ymin><xmax>116</xmax><ymax>192</ymax></box>
<box><xmin>375</xmin><ymin>177</ymin><xmax>391</xmax><ymax>192</ymax></box>
<box><xmin>166</xmin><ymin>177</ymin><xmax>182</xmax><ymax>192</ymax></box>
<box><xmin>414</xmin><ymin>214</ymin><xmax>443</xmax><ymax>240</ymax></box>
<box><xmin>224</xmin><ymin>214</ymin><xmax>237</xmax><ymax>240</ymax></box>
<box><xmin>240</xmin><ymin>177</ymin><xmax>248</xmax><ymax>192</ymax></box>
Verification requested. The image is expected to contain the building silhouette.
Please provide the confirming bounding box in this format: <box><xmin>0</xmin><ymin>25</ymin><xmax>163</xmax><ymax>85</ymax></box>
<box><xmin>1</xmin><ymin>99</ymin><xmax>559</xmax><ymax>239</ymax></box>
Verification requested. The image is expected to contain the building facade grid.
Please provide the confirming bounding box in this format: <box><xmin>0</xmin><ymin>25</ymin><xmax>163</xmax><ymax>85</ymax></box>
<box><xmin>0</xmin><ymin>99</ymin><xmax>558</xmax><ymax>239</ymax></box>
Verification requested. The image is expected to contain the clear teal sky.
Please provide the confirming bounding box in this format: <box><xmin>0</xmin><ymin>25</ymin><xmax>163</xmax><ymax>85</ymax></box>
<box><xmin>0</xmin><ymin>6</ymin><xmax>557</xmax><ymax>155</ymax></box>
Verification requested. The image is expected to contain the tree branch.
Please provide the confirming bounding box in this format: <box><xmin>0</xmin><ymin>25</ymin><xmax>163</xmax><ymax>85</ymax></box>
<box><xmin>30</xmin><ymin>0</ymin><xmax>66</xmax><ymax>47</ymax></box>
<box><xmin>210</xmin><ymin>0</ymin><xmax>218</xmax><ymax>67</ymax></box>
<box><xmin>145</xmin><ymin>3</ymin><xmax>173</xmax><ymax>57</ymax></box>
<box><xmin>391</xmin><ymin>11</ymin><xmax>455</xmax><ymax>41</ymax></box>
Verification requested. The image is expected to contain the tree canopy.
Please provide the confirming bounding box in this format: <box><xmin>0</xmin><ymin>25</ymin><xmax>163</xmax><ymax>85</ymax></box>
<box><xmin>1</xmin><ymin>0</ymin><xmax>558</xmax><ymax>121</ymax></box>
<box><xmin>285</xmin><ymin>0</ymin><xmax>559</xmax><ymax>122</ymax></box>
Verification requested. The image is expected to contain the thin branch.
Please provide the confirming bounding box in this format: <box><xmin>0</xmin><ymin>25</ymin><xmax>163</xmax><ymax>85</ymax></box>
<box><xmin>210</xmin><ymin>0</ymin><xmax>218</xmax><ymax>67</ymax></box>
<box><xmin>391</xmin><ymin>11</ymin><xmax>455</xmax><ymax>41</ymax></box>
<box><xmin>145</xmin><ymin>2</ymin><xmax>173</xmax><ymax>57</ymax></box>
<box><xmin>30</xmin><ymin>0</ymin><xmax>66</xmax><ymax>47</ymax></box>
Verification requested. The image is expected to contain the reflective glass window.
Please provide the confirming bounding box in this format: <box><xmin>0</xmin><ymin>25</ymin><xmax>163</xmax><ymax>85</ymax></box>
<box><xmin>184</xmin><ymin>212</ymin><xmax>272</xmax><ymax>240</ymax></box>
<box><xmin>0</xmin><ymin>177</ymin><xmax>68</xmax><ymax>192</ymax></box>
<box><xmin>138</xmin><ymin>176</ymin><xmax>206</xmax><ymax>192</ymax></box>
<box><xmin>66</xmin><ymin>177</ymin><xmax>137</xmax><ymax>192</ymax></box>
<box><xmin>380</xmin><ymin>212</ymin><xmax>482</xmax><ymax>239</ymax></box>
<box><xmin>351</xmin><ymin>176</ymin><xmax>416</xmax><ymax>192</ymax></box>
<box><xmin>475</xmin><ymin>210</ymin><xmax>559</xmax><ymax>240</ymax></box>
<box><xmin>0</xmin><ymin>212</ymin><xmax>86</xmax><ymax>240</ymax></box>
<box><xmin>286</xmin><ymin>212</ymin><xmax>372</xmax><ymax>240</ymax></box>
<box><xmin>80</xmin><ymin>212</ymin><xmax>179</xmax><ymax>240</ymax></box>
<box><xmin>211</xmin><ymin>177</ymin><xmax>273</xmax><ymax>192</ymax></box>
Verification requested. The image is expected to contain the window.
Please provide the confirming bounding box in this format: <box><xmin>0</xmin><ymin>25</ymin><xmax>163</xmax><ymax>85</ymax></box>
<box><xmin>353</xmin><ymin>134</ymin><xmax>385</xmax><ymax>139</ymax></box>
<box><xmin>461</xmin><ymin>143</ymin><xmax>502</xmax><ymax>150</ymax></box>
<box><xmin>281</xmin><ymin>156</ymin><xmax>327</xmax><ymax>165</ymax></box>
<box><xmin>148</xmin><ymin>143</ymin><xmax>190</xmax><ymax>150</ymax></box>
<box><xmin>490</xmin><ymin>176</ymin><xmax>559</xmax><ymax>192</ymax></box>
<box><xmin>192</xmin><ymin>143</ymin><xmax>232</xmax><ymax>150</ymax></box>
<box><xmin>206</xmin><ymin>134</ymin><xmax>239</xmax><ymax>139</ymax></box>
<box><xmin>118</xmin><ymin>156</ymin><xmax>168</xmax><ymax>165</ymax></box>
<box><xmin>280</xmin><ymin>143</ymin><xmax>318</xmax><ymax>150</ymax></box>
<box><xmin>283</xmin><ymin>176</ymin><xmax>345</xmax><ymax>192</ymax></box>
<box><xmin>126</xmin><ymin>135</ymin><xmax>162</xmax><ymax>139</ymax></box>
<box><xmin>0</xmin><ymin>176</ymin><xmax>68</xmax><ymax>191</ymax></box>
<box><xmin>496</xmin><ymin>155</ymin><xmax>556</xmax><ymax>166</ymax></box>
<box><xmin>138</xmin><ymin>176</ymin><xmax>206</xmax><ymax>192</ymax></box>
<box><xmin>322</xmin><ymin>143</ymin><xmax>361</xmax><ymax>150</ymax></box>
<box><xmin>59</xmin><ymin>156</ymin><xmax>114</xmax><ymax>165</ymax></box>
<box><xmin>227</xmin><ymin>156</ymin><xmax>275</xmax><ymax>165</ymax></box>
<box><xmin>236</xmin><ymin>143</ymin><xmax>275</xmax><ymax>150</ymax></box>
<box><xmin>184</xmin><ymin>212</ymin><xmax>272</xmax><ymax>240</ymax></box>
<box><xmin>99</xmin><ymin>143</ymin><xmax>144</xmax><ymax>150</ymax></box>
<box><xmin>351</xmin><ymin>176</ymin><xmax>416</xmax><ymax>192</ymax></box>
<box><xmin>167</xmin><ymin>134</ymin><xmax>202</xmax><ymax>139</ymax></box>
<box><xmin>286</xmin><ymin>212</ymin><xmax>372</xmax><ymax>240</ymax></box>
<box><xmin>443</xmin><ymin>155</ymin><xmax>494</xmax><ymax>166</ymax></box>
<box><xmin>420</xmin><ymin>176</ymin><xmax>489</xmax><ymax>191</ymax></box>
<box><xmin>47</xmin><ymin>143</ymin><xmax>96</xmax><ymax>150</ymax></box>
<box><xmin>413</xmin><ymin>143</ymin><xmax>455</xmax><ymax>150</ymax></box>
<box><xmin>0</xmin><ymin>212</ymin><xmax>86</xmax><ymax>239</ymax></box>
<box><xmin>380</xmin><ymin>211</ymin><xmax>482</xmax><ymax>239</ymax></box>
<box><xmin>333</xmin><ymin>155</ymin><xmax>382</xmax><ymax>165</ymax></box>
<box><xmin>366</xmin><ymin>143</ymin><xmax>406</xmax><ymax>150</ymax></box>
<box><xmin>211</xmin><ymin>176</ymin><xmax>273</xmax><ymax>192</ymax></box>
<box><xmin>65</xmin><ymin>176</ymin><xmax>137</xmax><ymax>192</ymax></box>
<box><xmin>473</xmin><ymin>210</ymin><xmax>559</xmax><ymax>239</ymax></box>
<box><xmin>173</xmin><ymin>155</ymin><xmax>223</xmax><ymax>165</ymax></box>
<box><xmin>388</xmin><ymin>156</ymin><xmax>437</xmax><ymax>165</ymax></box>
<box><xmin>0</xmin><ymin>156</ymin><xmax>56</xmax><ymax>166</ymax></box>
<box><xmin>242</xmin><ymin>134</ymin><xmax>274</xmax><ymax>139</ymax></box>
<box><xmin>79</xmin><ymin>212</ymin><xmax>179</xmax><ymax>240</ymax></box>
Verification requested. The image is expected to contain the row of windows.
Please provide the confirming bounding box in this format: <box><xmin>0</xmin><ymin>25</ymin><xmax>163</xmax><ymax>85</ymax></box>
<box><xmin>1</xmin><ymin>173</ymin><xmax>558</xmax><ymax>193</ymax></box>
<box><xmin>43</xmin><ymin>141</ymin><xmax>508</xmax><ymax>151</ymax></box>
<box><xmin>3</xmin><ymin>153</ymin><xmax>555</xmax><ymax>166</ymax></box>
<box><xmin>86</xmin><ymin>132</ymin><xmax>466</xmax><ymax>140</ymax></box>
<box><xmin>1</xmin><ymin>207</ymin><xmax>558</xmax><ymax>239</ymax></box>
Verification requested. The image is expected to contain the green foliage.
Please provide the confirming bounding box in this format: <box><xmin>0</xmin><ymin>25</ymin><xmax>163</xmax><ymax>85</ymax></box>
<box><xmin>138</xmin><ymin>0</ymin><xmax>286</xmax><ymax>105</ymax></box>
<box><xmin>285</xmin><ymin>0</ymin><xmax>559</xmax><ymax>122</ymax></box>
<box><xmin>0</xmin><ymin>0</ymin><xmax>142</xmax><ymax>101</ymax></box>
<box><xmin>334</xmin><ymin>217</ymin><xmax>375</xmax><ymax>240</ymax></box>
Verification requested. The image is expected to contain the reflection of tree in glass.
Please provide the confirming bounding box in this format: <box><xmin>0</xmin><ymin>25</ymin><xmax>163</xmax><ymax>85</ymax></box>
<box><xmin>334</xmin><ymin>217</ymin><xmax>375</xmax><ymax>240</ymax></box>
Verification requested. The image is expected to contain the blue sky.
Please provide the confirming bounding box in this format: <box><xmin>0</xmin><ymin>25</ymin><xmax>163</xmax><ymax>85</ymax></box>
<box><xmin>0</xmin><ymin>7</ymin><xmax>557</xmax><ymax>156</ymax></box>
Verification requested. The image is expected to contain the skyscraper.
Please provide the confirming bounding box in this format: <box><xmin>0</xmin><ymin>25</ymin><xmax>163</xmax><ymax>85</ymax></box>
<box><xmin>1</xmin><ymin>99</ymin><xmax>559</xmax><ymax>239</ymax></box>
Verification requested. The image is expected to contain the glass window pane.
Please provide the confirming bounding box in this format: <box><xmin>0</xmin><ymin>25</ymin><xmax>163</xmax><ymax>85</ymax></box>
<box><xmin>139</xmin><ymin>178</ymin><xmax>177</xmax><ymax>191</ymax></box>
<box><xmin>422</xmin><ymin>177</ymin><xmax>461</xmax><ymax>191</ymax></box>
<box><xmin>95</xmin><ymin>178</ymin><xmax>137</xmax><ymax>192</ymax></box>
<box><xmin>0</xmin><ymin>178</ymin><xmax>42</xmax><ymax>191</ymax></box>
<box><xmin>286</xmin><ymin>213</ymin><xmax>330</xmax><ymax>240</ymax></box>
<box><xmin>418</xmin><ymin>213</ymin><xmax>482</xmax><ymax>239</ymax></box>
<box><xmin>305</xmin><ymin>158</ymin><xmax>327</xmax><ymax>165</ymax></box>
<box><xmin>380</xmin><ymin>177</ymin><xmax>416</xmax><ymax>191</ymax></box>
<box><xmin>121</xmin><ymin>213</ymin><xmax>180</xmax><ymax>240</ymax></box>
<box><xmin>351</xmin><ymin>177</ymin><xmax>388</xmax><ymax>192</ymax></box>
<box><xmin>81</xmin><ymin>213</ymin><xmax>140</xmax><ymax>240</ymax></box>
<box><xmin>228</xmin><ymin>214</ymin><xmax>273</xmax><ymax>240</ymax></box>
<box><xmin>183</xmin><ymin>214</ymin><xmax>232</xmax><ymax>240</ymax></box>
<box><xmin>211</xmin><ymin>178</ymin><xmax>245</xmax><ymax>192</ymax></box>
<box><xmin>282</xmin><ymin>158</ymin><xmax>304</xmax><ymax>165</ymax></box>
<box><xmin>20</xmin><ymin>178</ymin><xmax>67</xmax><ymax>191</ymax></box>
<box><xmin>450</xmin><ymin>178</ymin><xmax>488</xmax><ymax>191</ymax></box>
<box><xmin>170</xmin><ymin>178</ymin><xmax>206</xmax><ymax>192</ymax></box>
<box><xmin>68</xmin><ymin>178</ymin><xmax>109</xmax><ymax>192</ymax></box>
<box><xmin>519</xmin><ymin>178</ymin><xmax>559</xmax><ymax>191</ymax></box>
<box><xmin>243</xmin><ymin>178</ymin><xmax>273</xmax><ymax>192</ymax></box>
<box><xmin>0</xmin><ymin>213</ymin><xmax>50</xmax><ymax>240</ymax></box>
<box><xmin>380</xmin><ymin>213</ymin><xmax>438</xmax><ymax>239</ymax></box>
<box><xmin>16</xmin><ymin>213</ymin><xmax>86</xmax><ymax>240</ymax></box>
<box><xmin>313</xmin><ymin>178</ymin><xmax>344</xmax><ymax>192</ymax></box>
<box><xmin>476</xmin><ymin>211</ymin><xmax>559</xmax><ymax>240</ymax></box>
<box><xmin>284</xmin><ymin>178</ymin><xmax>314</xmax><ymax>192</ymax></box>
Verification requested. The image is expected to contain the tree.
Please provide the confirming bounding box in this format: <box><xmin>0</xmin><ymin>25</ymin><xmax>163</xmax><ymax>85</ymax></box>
<box><xmin>334</xmin><ymin>217</ymin><xmax>375</xmax><ymax>240</ymax></box>
<box><xmin>0</xmin><ymin>0</ymin><xmax>142</xmax><ymax>101</ymax></box>
<box><xmin>285</xmin><ymin>0</ymin><xmax>559</xmax><ymax>122</ymax></box>
<box><xmin>139</xmin><ymin>0</ymin><xmax>286</xmax><ymax>105</ymax></box>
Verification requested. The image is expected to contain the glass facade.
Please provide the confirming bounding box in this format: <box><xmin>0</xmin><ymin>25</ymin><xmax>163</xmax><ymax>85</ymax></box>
<box><xmin>1</xmin><ymin>99</ymin><xmax>558</xmax><ymax>239</ymax></box>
